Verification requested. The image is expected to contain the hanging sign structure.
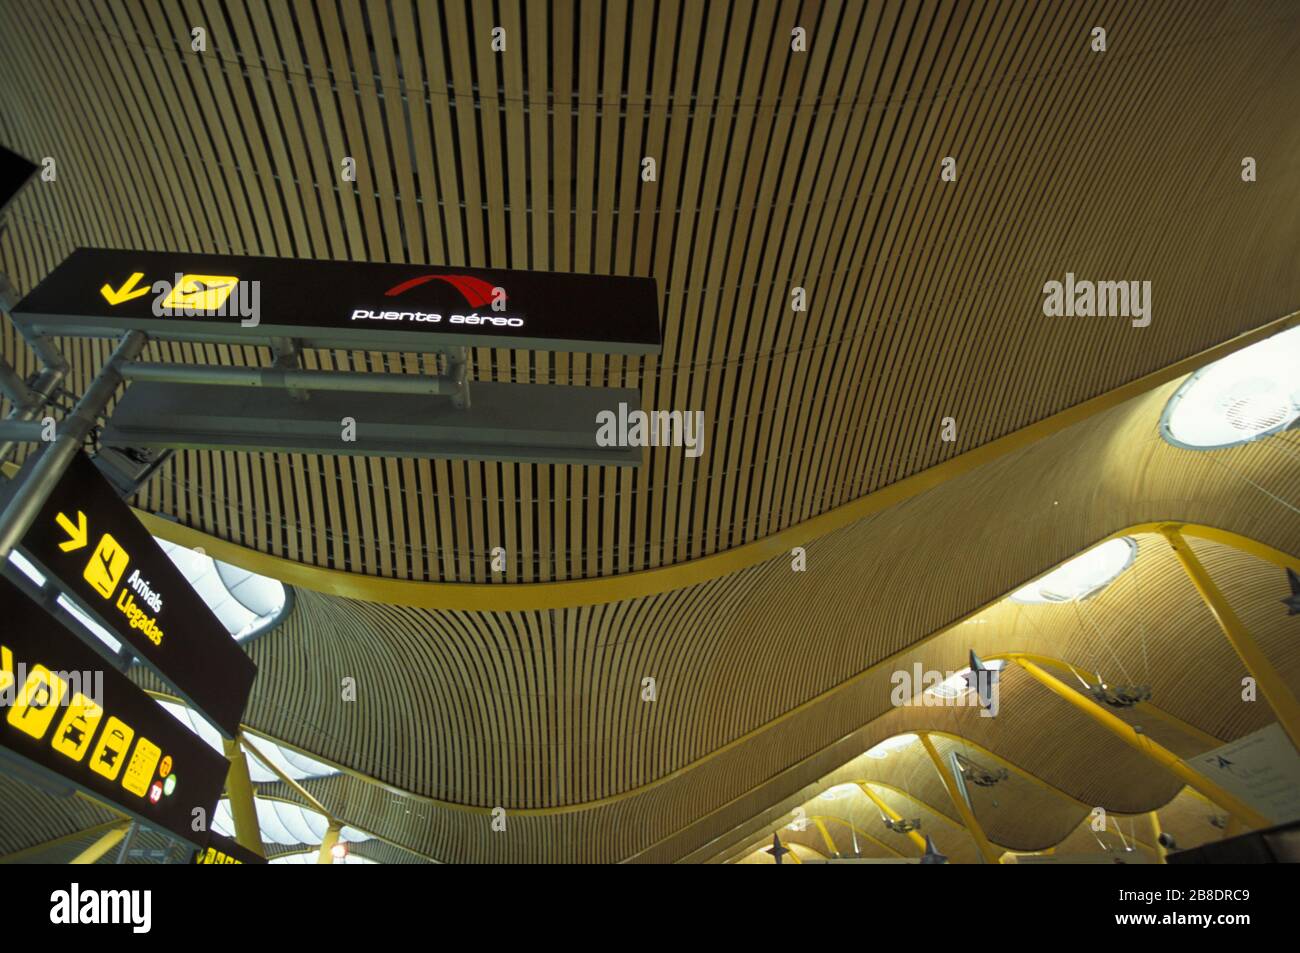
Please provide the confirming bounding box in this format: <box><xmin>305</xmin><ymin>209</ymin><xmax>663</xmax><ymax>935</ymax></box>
<box><xmin>12</xmin><ymin>451</ymin><xmax>256</xmax><ymax>737</ymax></box>
<box><xmin>10</xmin><ymin>247</ymin><xmax>662</xmax><ymax>355</ymax></box>
<box><xmin>192</xmin><ymin>829</ymin><xmax>267</xmax><ymax>865</ymax></box>
<box><xmin>0</xmin><ymin>574</ymin><xmax>228</xmax><ymax>847</ymax></box>
<box><xmin>1186</xmin><ymin>723</ymin><xmax>1300</xmax><ymax>825</ymax></box>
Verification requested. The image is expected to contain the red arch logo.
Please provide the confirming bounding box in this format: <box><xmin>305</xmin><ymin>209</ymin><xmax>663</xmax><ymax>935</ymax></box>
<box><xmin>384</xmin><ymin>274</ymin><xmax>500</xmax><ymax>309</ymax></box>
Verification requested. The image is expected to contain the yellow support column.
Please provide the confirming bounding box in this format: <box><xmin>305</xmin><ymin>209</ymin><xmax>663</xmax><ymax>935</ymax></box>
<box><xmin>69</xmin><ymin>823</ymin><xmax>130</xmax><ymax>865</ymax></box>
<box><xmin>919</xmin><ymin>733</ymin><xmax>1002</xmax><ymax>864</ymax></box>
<box><xmin>856</xmin><ymin>782</ymin><xmax>928</xmax><ymax>854</ymax></box>
<box><xmin>1148</xmin><ymin>812</ymin><xmax>1166</xmax><ymax>864</ymax></box>
<box><xmin>1010</xmin><ymin>656</ymin><xmax>1269</xmax><ymax>828</ymax></box>
<box><xmin>812</xmin><ymin>819</ymin><xmax>839</xmax><ymax>857</ymax></box>
<box><xmin>317</xmin><ymin>821</ymin><xmax>342</xmax><ymax>864</ymax></box>
<box><xmin>1160</xmin><ymin>525</ymin><xmax>1300</xmax><ymax>754</ymax></box>
<box><xmin>222</xmin><ymin>736</ymin><xmax>266</xmax><ymax>858</ymax></box>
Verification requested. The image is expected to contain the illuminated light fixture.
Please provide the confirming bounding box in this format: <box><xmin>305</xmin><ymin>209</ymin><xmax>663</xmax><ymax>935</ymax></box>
<box><xmin>331</xmin><ymin>841</ymin><xmax>349</xmax><ymax>860</ymax></box>
<box><xmin>1010</xmin><ymin>537</ymin><xmax>1137</xmax><ymax>604</ymax></box>
<box><xmin>865</xmin><ymin>733</ymin><xmax>917</xmax><ymax>759</ymax></box>
<box><xmin>820</xmin><ymin>783</ymin><xmax>857</xmax><ymax>801</ymax></box>
<box><xmin>163</xmin><ymin>774</ymin><xmax>177</xmax><ymax>796</ymax></box>
<box><xmin>1161</xmin><ymin>325</ymin><xmax>1300</xmax><ymax>449</ymax></box>
<box><xmin>156</xmin><ymin>540</ymin><xmax>287</xmax><ymax>642</ymax></box>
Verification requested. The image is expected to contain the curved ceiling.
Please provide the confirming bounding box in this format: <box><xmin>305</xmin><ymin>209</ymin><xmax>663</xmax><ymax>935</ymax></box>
<box><xmin>1</xmin><ymin>0</ymin><xmax>1299</xmax><ymax>864</ymax></box>
<box><xmin>2</xmin><ymin>0</ymin><xmax>1298</xmax><ymax>584</ymax></box>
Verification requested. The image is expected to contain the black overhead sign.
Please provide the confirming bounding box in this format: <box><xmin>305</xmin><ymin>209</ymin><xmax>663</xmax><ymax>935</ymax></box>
<box><xmin>192</xmin><ymin>828</ymin><xmax>267</xmax><ymax>865</ymax></box>
<box><xmin>16</xmin><ymin>452</ymin><xmax>256</xmax><ymax>738</ymax></box>
<box><xmin>0</xmin><ymin>145</ymin><xmax>38</xmax><ymax>219</ymax></box>
<box><xmin>10</xmin><ymin>247</ymin><xmax>662</xmax><ymax>355</ymax></box>
<box><xmin>0</xmin><ymin>575</ymin><xmax>228</xmax><ymax>847</ymax></box>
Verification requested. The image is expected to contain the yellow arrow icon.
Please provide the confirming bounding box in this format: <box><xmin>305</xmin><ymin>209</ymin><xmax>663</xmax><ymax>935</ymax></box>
<box><xmin>56</xmin><ymin>510</ymin><xmax>88</xmax><ymax>552</ymax></box>
<box><xmin>0</xmin><ymin>646</ymin><xmax>13</xmax><ymax>694</ymax></box>
<box><xmin>100</xmin><ymin>272</ymin><xmax>150</xmax><ymax>306</ymax></box>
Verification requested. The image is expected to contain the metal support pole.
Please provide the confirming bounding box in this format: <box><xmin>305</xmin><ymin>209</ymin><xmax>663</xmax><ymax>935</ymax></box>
<box><xmin>1010</xmin><ymin>655</ymin><xmax>1270</xmax><ymax>828</ymax></box>
<box><xmin>1160</xmin><ymin>524</ymin><xmax>1300</xmax><ymax>754</ymax></box>
<box><xmin>119</xmin><ymin>361</ymin><xmax>458</xmax><ymax>396</ymax></box>
<box><xmin>0</xmin><ymin>335</ymin><xmax>68</xmax><ymax>466</ymax></box>
<box><xmin>0</xmin><ymin>419</ymin><xmax>44</xmax><ymax>443</ymax></box>
<box><xmin>446</xmin><ymin>347</ymin><xmax>470</xmax><ymax>408</ymax></box>
<box><xmin>855</xmin><ymin>781</ymin><xmax>928</xmax><ymax>854</ymax></box>
<box><xmin>0</xmin><ymin>357</ymin><xmax>32</xmax><ymax>406</ymax></box>
<box><xmin>270</xmin><ymin>336</ymin><xmax>310</xmax><ymax>402</ymax></box>
<box><xmin>222</xmin><ymin>735</ymin><xmax>266</xmax><ymax>858</ymax></box>
<box><xmin>317</xmin><ymin>821</ymin><xmax>342</xmax><ymax>864</ymax></box>
<box><xmin>919</xmin><ymin>733</ymin><xmax>1002</xmax><ymax>864</ymax></box>
<box><xmin>0</xmin><ymin>330</ymin><xmax>146</xmax><ymax>563</ymax></box>
<box><xmin>113</xmin><ymin>821</ymin><xmax>137</xmax><ymax>864</ymax></box>
<box><xmin>0</xmin><ymin>276</ymin><xmax>70</xmax><ymax>465</ymax></box>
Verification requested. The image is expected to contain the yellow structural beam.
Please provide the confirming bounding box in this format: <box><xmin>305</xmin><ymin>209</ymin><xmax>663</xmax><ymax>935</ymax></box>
<box><xmin>1149</xmin><ymin>812</ymin><xmax>1166</xmax><ymax>864</ymax></box>
<box><xmin>856</xmin><ymin>782</ymin><xmax>928</xmax><ymax>854</ymax></box>
<box><xmin>812</xmin><ymin>818</ymin><xmax>838</xmax><ymax>857</ymax></box>
<box><xmin>0</xmin><ymin>819</ymin><xmax>130</xmax><ymax>865</ymax></box>
<box><xmin>1159</xmin><ymin>525</ymin><xmax>1300</xmax><ymax>754</ymax></box>
<box><xmin>69</xmin><ymin>823</ymin><xmax>130</xmax><ymax>865</ymax></box>
<box><xmin>317</xmin><ymin>821</ymin><xmax>343</xmax><ymax>864</ymax></box>
<box><xmin>241</xmin><ymin>735</ymin><xmax>333</xmax><ymax>819</ymax></box>
<box><xmin>1009</xmin><ymin>656</ymin><xmax>1269</xmax><ymax>828</ymax></box>
<box><xmin>919</xmin><ymin>733</ymin><xmax>1003</xmax><ymax>864</ymax></box>
<box><xmin>812</xmin><ymin>816</ymin><xmax>907</xmax><ymax>859</ymax></box>
<box><xmin>222</xmin><ymin>736</ymin><xmax>266</xmax><ymax>859</ymax></box>
<box><xmin>986</xmin><ymin>651</ymin><xmax>1228</xmax><ymax>749</ymax></box>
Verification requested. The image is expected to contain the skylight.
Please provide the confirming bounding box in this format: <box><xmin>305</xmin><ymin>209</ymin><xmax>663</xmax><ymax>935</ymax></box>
<box><xmin>1161</xmin><ymin>325</ymin><xmax>1300</xmax><ymax>449</ymax></box>
<box><xmin>211</xmin><ymin>797</ymin><xmax>370</xmax><ymax>847</ymax></box>
<box><xmin>270</xmin><ymin>851</ymin><xmax>376</xmax><ymax>865</ymax></box>
<box><xmin>156</xmin><ymin>539</ymin><xmax>286</xmax><ymax>640</ymax></box>
<box><xmin>865</xmin><ymin>734</ymin><xmax>917</xmax><ymax>759</ymax></box>
<box><xmin>820</xmin><ymin>783</ymin><xmax>858</xmax><ymax>800</ymax></box>
<box><xmin>158</xmin><ymin>701</ymin><xmax>337</xmax><ymax>782</ymax></box>
<box><xmin>1010</xmin><ymin>537</ymin><xmax>1137</xmax><ymax>604</ymax></box>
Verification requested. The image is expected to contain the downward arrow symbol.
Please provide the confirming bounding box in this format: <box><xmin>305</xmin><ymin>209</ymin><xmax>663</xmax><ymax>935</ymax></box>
<box><xmin>56</xmin><ymin>510</ymin><xmax>88</xmax><ymax>552</ymax></box>
<box><xmin>100</xmin><ymin>272</ymin><xmax>150</xmax><ymax>306</ymax></box>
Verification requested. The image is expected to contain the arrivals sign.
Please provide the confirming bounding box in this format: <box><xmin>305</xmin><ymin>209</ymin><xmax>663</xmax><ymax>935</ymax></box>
<box><xmin>10</xmin><ymin>247</ymin><xmax>662</xmax><ymax>355</ymax></box>
<box><xmin>0</xmin><ymin>574</ymin><xmax>228</xmax><ymax>846</ymax></box>
<box><xmin>15</xmin><ymin>452</ymin><xmax>256</xmax><ymax>737</ymax></box>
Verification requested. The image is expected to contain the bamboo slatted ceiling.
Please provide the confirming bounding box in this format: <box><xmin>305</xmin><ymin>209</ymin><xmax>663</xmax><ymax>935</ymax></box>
<box><xmin>2</xmin><ymin>0</ymin><xmax>1299</xmax><ymax>581</ymax></box>
<box><xmin>0</xmin><ymin>1</ymin><xmax>1298</xmax><ymax>863</ymax></box>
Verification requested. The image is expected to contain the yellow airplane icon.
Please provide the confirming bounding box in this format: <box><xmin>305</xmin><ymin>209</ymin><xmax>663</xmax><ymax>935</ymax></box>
<box><xmin>161</xmin><ymin>274</ymin><xmax>239</xmax><ymax>312</ymax></box>
<box><xmin>101</xmin><ymin>272</ymin><xmax>150</xmax><ymax>306</ymax></box>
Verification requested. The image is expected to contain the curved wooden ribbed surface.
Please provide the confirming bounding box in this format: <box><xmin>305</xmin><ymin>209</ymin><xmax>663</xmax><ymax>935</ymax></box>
<box><xmin>1</xmin><ymin>1</ymin><xmax>1299</xmax><ymax>863</ymax></box>
<box><xmin>1</xmin><ymin>0</ymin><xmax>1298</xmax><ymax>585</ymax></box>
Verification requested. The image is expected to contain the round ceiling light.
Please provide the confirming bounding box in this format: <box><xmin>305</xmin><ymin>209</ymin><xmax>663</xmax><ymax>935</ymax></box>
<box><xmin>1010</xmin><ymin>537</ymin><xmax>1137</xmax><ymax>604</ymax></box>
<box><xmin>1161</xmin><ymin>326</ymin><xmax>1300</xmax><ymax>449</ymax></box>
